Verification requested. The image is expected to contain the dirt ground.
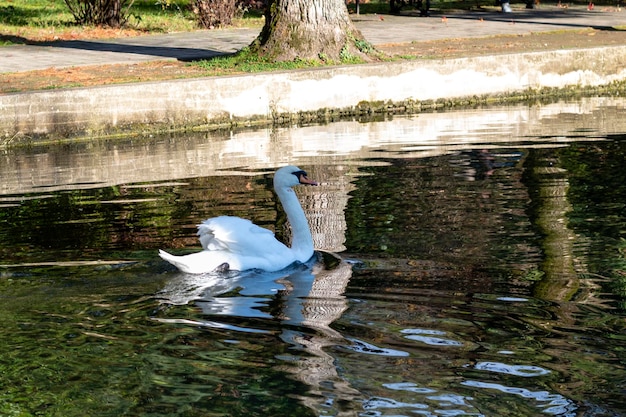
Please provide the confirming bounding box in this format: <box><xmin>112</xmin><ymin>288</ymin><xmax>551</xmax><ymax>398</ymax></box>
<box><xmin>1</xmin><ymin>28</ymin><xmax>624</xmax><ymax>94</ymax></box>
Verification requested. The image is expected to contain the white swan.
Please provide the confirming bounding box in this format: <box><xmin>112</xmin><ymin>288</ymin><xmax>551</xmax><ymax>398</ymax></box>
<box><xmin>158</xmin><ymin>165</ymin><xmax>318</xmax><ymax>274</ymax></box>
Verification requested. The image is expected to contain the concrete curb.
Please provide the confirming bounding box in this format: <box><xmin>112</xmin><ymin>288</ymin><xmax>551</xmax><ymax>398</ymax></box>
<box><xmin>2</xmin><ymin>45</ymin><xmax>626</xmax><ymax>141</ymax></box>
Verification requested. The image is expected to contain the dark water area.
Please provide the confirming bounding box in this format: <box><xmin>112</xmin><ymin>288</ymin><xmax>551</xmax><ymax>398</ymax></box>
<box><xmin>1</xmin><ymin>99</ymin><xmax>625</xmax><ymax>416</ymax></box>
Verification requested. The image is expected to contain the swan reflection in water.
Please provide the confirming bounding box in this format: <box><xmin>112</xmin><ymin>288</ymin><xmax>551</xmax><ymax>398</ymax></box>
<box><xmin>156</xmin><ymin>251</ymin><xmax>362</xmax><ymax>416</ymax></box>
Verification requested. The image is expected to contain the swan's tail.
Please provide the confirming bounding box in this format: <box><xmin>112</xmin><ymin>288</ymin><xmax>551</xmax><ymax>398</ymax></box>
<box><xmin>159</xmin><ymin>249</ymin><xmax>190</xmax><ymax>273</ymax></box>
<box><xmin>159</xmin><ymin>249</ymin><xmax>231</xmax><ymax>274</ymax></box>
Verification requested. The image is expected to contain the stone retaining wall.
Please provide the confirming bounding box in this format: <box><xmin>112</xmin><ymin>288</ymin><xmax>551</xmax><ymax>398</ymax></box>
<box><xmin>1</xmin><ymin>45</ymin><xmax>625</xmax><ymax>140</ymax></box>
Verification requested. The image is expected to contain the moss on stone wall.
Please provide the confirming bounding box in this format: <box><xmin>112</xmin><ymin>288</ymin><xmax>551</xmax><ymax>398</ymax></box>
<box><xmin>3</xmin><ymin>80</ymin><xmax>626</xmax><ymax>147</ymax></box>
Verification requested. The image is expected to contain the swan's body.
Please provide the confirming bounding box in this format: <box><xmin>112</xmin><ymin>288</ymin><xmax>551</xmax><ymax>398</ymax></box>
<box><xmin>159</xmin><ymin>166</ymin><xmax>317</xmax><ymax>274</ymax></box>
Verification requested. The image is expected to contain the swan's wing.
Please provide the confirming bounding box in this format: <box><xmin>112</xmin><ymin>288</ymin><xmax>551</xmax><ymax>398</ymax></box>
<box><xmin>197</xmin><ymin>216</ymin><xmax>287</xmax><ymax>255</ymax></box>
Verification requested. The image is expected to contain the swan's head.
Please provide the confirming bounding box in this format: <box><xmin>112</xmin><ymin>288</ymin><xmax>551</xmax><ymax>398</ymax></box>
<box><xmin>274</xmin><ymin>165</ymin><xmax>318</xmax><ymax>188</ymax></box>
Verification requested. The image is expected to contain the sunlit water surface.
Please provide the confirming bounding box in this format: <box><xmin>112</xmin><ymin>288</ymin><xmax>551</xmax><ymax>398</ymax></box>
<box><xmin>1</xmin><ymin>98</ymin><xmax>625</xmax><ymax>417</ymax></box>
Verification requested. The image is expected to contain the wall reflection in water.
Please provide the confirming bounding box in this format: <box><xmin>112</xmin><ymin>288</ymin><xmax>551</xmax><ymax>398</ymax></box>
<box><xmin>3</xmin><ymin>97</ymin><xmax>625</xmax><ymax>197</ymax></box>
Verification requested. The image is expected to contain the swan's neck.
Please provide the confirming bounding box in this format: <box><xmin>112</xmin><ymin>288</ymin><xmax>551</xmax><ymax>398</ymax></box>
<box><xmin>276</xmin><ymin>186</ymin><xmax>313</xmax><ymax>261</ymax></box>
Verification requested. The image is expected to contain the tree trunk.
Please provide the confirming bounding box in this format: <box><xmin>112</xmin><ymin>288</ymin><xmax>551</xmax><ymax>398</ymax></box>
<box><xmin>250</xmin><ymin>0</ymin><xmax>373</xmax><ymax>62</ymax></box>
<box><xmin>103</xmin><ymin>0</ymin><xmax>122</xmax><ymax>27</ymax></box>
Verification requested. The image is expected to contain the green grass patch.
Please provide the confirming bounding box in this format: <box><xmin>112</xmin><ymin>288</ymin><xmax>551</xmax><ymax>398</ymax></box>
<box><xmin>126</xmin><ymin>0</ymin><xmax>198</xmax><ymax>32</ymax></box>
<box><xmin>190</xmin><ymin>38</ymin><xmax>376</xmax><ymax>76</ymax></box>
<box><xmin>191</xmin><ymin>47</ymin><xmax>326</xmax><ymax>75</ymax></box>
<box><xmin>0</xmin><ymin>0</ymin><xmax>262</xmax><ymax>43</ymax></box>
<box><xmin>0</xmin><ymin>0</ymin><xmax>199</xmax><ymax>29</ymax></box>
<box><xmin>0</xmin><ymin>0</ymin><xmax>75</xmax><ymax>28</ymax></box>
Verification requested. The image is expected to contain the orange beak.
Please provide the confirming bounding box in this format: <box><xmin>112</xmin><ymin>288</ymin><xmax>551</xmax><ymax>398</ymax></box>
<box><xmin>299</xmin><ymin>174</ymin><xmax>318</xmax><ymax>186</ymax></box>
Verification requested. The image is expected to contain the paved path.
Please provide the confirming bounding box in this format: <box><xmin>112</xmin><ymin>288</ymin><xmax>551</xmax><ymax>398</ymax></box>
<box><xmin>0</xmin><ymin>5</ymin><xmax>624</xmax><ymax>73</ymax></box>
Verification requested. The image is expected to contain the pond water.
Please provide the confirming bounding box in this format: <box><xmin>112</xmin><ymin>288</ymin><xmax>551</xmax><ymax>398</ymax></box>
<box><xmin>1</xmin><ymin>97</ymin><xmax>625</xmax><ymax>417</ymax></box>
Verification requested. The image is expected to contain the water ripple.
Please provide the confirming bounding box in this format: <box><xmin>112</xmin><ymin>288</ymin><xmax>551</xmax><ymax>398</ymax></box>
<box><xmin>151</xmin><ymin>317</ymin><xmax>271</xmax><ymax>334</ymax></box>
<box><xmin>382</xmin><ymin>382</ymin><xmax>437</xmax><ymax>394</ymax></box>
<box><xmin>470</xmin><ymin>361</ymin><xmax>551</xmax><ymax>377</ymax></box>
<box><xmin>401</xmin><ymin>328</ymin><xmax>464</xmax><ymax>347</ymax></box>
<box><xmin>361</xmin><ymin>393</ymin><xmax>483</xmax><ymax>417</ymax></box>
<box><xmin>343</xmin><ymin>338</ymin><xmax>410</xmax><ymax>357</ymax></box>
<box><xmin>461</xmin><ymin>380</ymin><xmax>578</xmax><ymax>416</ymax></box>
<box><xmin>497</xmin><ymin>296</ymin><xmax>529</xmax><ymax>302</ymax></box>
<box><xmin>362</xmin><ymin>396</ymin><xmax>428</xmax><ymax>411</ymax></box>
